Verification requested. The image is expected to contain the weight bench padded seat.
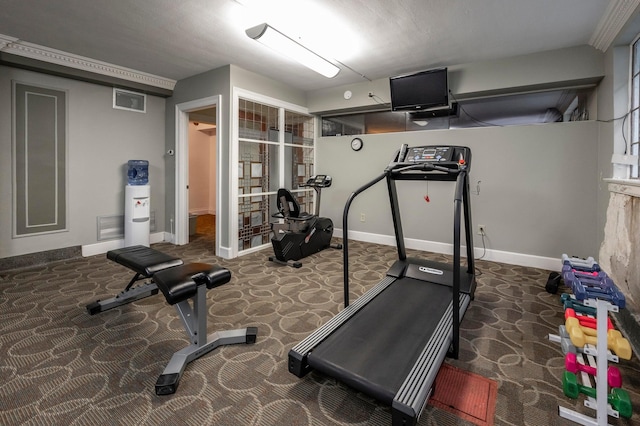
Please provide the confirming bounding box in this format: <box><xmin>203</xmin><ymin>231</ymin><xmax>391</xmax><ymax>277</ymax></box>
<box><xmin>107</xmin><ymin>245</ymin><xmax>183</xmax><ymax>277</ymax></box>
<box><xmin>153</xmin><ymin>262</ymin><xmax>231</xmax><ymax>305</ymax></box>
<box><xmin>86</xmin><ymin>245</ymin><xmax>184</xmax><ymax>315</ymax></box>
<box><xmin>86</xmin><ymin>245</ymin><xmax>257</xmax><ymax>396</ymax></box>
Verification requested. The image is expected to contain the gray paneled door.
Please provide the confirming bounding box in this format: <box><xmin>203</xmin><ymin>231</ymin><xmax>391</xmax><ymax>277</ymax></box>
<box><xmin>13</xmin><ymin>82</ymin><xmax>67</xmax><ymax>236</ymax></box>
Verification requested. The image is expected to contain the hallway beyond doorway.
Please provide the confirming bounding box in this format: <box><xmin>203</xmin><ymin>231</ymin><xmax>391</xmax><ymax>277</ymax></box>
<box><xmin>191</xmin><ymin>214</ymin><xmax>215</xmax><ymax>244</ymax></box>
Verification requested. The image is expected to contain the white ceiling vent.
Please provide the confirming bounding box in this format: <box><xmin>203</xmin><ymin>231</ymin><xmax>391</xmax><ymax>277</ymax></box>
<box><xmin>113</xmin><ymin>88</ymin><xmax>146</xmax><ymax>113</ymax></box>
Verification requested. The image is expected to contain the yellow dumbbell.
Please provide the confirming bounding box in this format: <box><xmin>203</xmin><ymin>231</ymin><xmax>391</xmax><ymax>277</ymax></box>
<box><xmin>565</xmin><ymin>317</ymin><xmax>632</xmax><ymax>360</ymax></box>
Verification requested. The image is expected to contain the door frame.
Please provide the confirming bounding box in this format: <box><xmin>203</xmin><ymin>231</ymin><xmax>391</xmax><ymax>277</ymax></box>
<box><xmin>174</xmin><ymin>96</ymin><xmax>221</xmax><ymax>253</ymax></box>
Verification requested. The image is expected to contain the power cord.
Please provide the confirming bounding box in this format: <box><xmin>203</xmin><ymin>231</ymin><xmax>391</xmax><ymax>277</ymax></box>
<box><xmin>368</xmin><ymin>92</ymin><xmax>387</xmax><ymax>105</ymax></box>
<box><xmin>477</xmin><ymin>228</ymin><xmax>487</xmax><ymax>260</ymax></box>
<box><xmin>448</xmin><ymin>90</ymin><xmax>505</xmax><ymax>128</ymax></box>
<box><xmin>474</xmin><ymin>228</ymin><xmax>487</xmax><ymax>277</ymax></box>
<box><xmin>597</xmin><ymin>111</ymin><xmax>630</xmax><ymax>154</ymax></box>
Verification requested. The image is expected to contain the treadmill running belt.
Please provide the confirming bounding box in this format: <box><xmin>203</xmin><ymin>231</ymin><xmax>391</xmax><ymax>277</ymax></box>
<box><xmin>307</xmin><ymin>277</ymin><xmax>452</xmax><ymax>404</ymax></box>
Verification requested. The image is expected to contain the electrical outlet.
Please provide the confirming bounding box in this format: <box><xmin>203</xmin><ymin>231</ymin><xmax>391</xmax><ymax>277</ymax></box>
<box><xmin>478</xmin><ymin>225</ymin><xmax>486</xmax><ymax>235</ymax></box>
<box><xmin>360</xmin><ymin>213</ymin><xmax>366</xmax><ymax>222</ymax></box>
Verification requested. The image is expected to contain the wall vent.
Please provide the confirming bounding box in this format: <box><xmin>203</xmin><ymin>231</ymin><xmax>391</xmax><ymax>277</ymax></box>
<box><xmin>97</xmin><ymin>211</ymin><xmax>156</xmax><ymax>240</ymax></box>
<box><xmin>113</xmin><ymin>88</ymin><xmax>146</xmax><ymax>113</ymax></box>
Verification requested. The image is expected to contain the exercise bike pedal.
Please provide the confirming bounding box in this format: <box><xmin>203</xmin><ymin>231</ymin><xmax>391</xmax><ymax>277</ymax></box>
<box><xmin>268</xmin><ymin>256</ymin><xmax>302</xmax><ymax>268</ymax></box>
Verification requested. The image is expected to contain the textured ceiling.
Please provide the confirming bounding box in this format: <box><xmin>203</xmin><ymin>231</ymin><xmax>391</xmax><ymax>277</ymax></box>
<box><xmin>0</xmin><ymin>0</ymin><xmax>613</xmax><ymax>92</ymax></box>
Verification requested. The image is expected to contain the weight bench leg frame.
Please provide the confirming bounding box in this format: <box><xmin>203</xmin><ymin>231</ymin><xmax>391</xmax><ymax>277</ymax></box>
<box><xmin>86</xmin><ymin>282</ymin><xmax>159</xmax><ymax>315</ymax></box>
<box><xmin>155</xmin><ymin>285</ymin><xmax>258</xmax><ymax>395</ymax></box>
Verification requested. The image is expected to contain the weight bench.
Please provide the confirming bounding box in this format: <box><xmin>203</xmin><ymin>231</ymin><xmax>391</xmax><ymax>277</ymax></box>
<box><xmin>85</xmin><ymin>245</ymin><xmax>258</xmax><ymax>395</ymax></box>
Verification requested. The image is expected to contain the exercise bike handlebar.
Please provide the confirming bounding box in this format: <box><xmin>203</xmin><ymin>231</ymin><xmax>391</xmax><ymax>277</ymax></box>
<box><xmin>300</xmin><ymin>175</ymin><xmax>333</xmax><ymax>216</ymax></box>
<box><xmin>299</xmin><ymin>174</ymin><xmax>333</xmax><ymax>188</ymax></box>
<box><xmin>271</xmin><ymin>211</ymin><xmax>314</xmax><ymax>221</ymax></box>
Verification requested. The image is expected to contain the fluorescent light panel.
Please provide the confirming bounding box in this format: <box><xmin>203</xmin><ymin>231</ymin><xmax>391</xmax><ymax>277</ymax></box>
<box><xmin>246</xmin><ymin>23</ymin><xmax>339</xmax><ymax>78</ymax></box>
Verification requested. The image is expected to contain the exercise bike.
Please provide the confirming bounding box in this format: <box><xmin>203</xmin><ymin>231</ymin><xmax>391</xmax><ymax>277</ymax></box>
<box><xmin>269</xmin><ymin>175</ymin><xmax>342</xmax><ymax>268</ymax></box>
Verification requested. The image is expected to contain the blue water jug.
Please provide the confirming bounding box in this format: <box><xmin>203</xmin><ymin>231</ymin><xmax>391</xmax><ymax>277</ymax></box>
<box><xmin>127</xmin><ymin>160</ymin><xmax>149</xmax><ymax>185</ymax></box>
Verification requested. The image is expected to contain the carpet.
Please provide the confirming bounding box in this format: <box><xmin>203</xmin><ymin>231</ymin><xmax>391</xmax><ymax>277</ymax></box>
<box><xmin>5</xmin><ymin>239</ymin><xmax>640</xmax><ymax>425</ymax></box>
<box><xmin>430</xmin><ymin>363</ymin><xmax>497</xmax><ymax>426</ymax></box>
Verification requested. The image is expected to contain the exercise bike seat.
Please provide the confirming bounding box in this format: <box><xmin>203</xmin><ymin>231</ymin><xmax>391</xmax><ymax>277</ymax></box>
<box><xmin>271</xmin><ymin>188</ymin><xmax>316</xmax><ymax>236</ymax></box>
<box><xmin>273</xmin><ymin>188</ymin><xmax>314</xmax><ymax>221</ymax></box>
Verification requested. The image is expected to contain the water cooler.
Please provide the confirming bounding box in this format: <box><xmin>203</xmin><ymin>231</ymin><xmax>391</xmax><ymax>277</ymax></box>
<box><xmin>124</xmin><ymin>160</ymin><xmax>150</xmax><ymax>247</ymax></box>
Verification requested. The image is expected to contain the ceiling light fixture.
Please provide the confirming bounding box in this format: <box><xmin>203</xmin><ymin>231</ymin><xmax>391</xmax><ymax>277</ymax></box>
<box><xmin>245</xmin><ymin>23</ymin><xmax>340</xmax><ymax>78</ymax></box>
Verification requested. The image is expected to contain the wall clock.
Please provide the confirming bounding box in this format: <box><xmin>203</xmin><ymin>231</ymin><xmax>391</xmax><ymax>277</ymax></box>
<box><xmin>351</xmin><ymin>137</ymin><xmax>363</xmax><ymax>151</ymax></box>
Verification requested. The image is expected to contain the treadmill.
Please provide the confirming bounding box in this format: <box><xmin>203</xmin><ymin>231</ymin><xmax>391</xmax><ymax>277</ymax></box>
<box><xmin>288</xmin><ymin>144</ymin><xmax>476</xmax><ymax>426</ymax></box>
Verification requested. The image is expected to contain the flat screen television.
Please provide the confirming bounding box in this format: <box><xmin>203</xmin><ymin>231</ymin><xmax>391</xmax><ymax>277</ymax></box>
<box><xmin>389</xmin><ymin>68</ymin><xmax>448</xmax><ymax>112</ymax></box>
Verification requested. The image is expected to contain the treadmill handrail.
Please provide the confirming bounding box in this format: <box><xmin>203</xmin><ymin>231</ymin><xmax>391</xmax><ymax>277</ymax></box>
<box><xmin>342</xmin><ymin>172</ymin><xmax>386</xmax><ymax>307</ymax></box>
<box><xmin>341</xmin><ymin>165</ymin><xmax>468</xmax><ymax>308</ymax></box>
<box><xmin>390</xmin><ymin>162</ymin><xmax>464</xmax><ymax>175</ymax></box>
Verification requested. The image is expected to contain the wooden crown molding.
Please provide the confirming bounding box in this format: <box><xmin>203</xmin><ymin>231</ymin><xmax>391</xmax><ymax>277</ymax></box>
<box><xmin>0</xmin><ymin>34</ymin><xmax>176</xmax><ymax>91</ymax></box>
<box><xmin>590</xmin><ymin>0</ymin><xmax>640</xmax><ymax>51</ymax></box>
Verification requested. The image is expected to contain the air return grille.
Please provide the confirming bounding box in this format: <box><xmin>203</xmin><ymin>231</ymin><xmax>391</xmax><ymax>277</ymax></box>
<box><xmin>113</xmin><ymin>88</ymin><xmax>146</xmax><ymax>113</ymax></box>
<box><xmin>97</xmin><ymin>211</ymin><xmax>156</xmax><ymax>240</ymax></box>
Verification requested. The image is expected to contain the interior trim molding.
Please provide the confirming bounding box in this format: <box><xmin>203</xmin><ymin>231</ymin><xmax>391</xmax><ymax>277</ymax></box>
<box><xmin>338</xmin><ymin>228</ymin><xmax>560</xmax><ymax>271</ymax></box>
<box><xmin>590</xmin><ymin>0</ymin><xmax>640</xmax><ymax>51</ymax></box>
<box><xmin>0</xmin><ymin>34</ymin><xmax>176</xmax><ymax>92</ymax></box>
<box><xmin>81</xmin><ymin>232</ymin><xmax>165</xmax><ymax>257</ymax></box>
<box><xmin>606</xmin><ymin>180</ymin><xmax>640</xmax><ymax>197</ymax></box>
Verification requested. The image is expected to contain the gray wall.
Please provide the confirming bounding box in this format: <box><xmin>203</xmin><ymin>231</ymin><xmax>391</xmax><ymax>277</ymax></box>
<box><xmin>229</xmin><ymin>65</ymin><xmax>307</xmax><ymax>107</ymax></box>
<box><xmin>307</xmin><ymin>45</ymin><xmax>604</xmax><ymax>114</ymax></box>
<box><xmin>310</xmin><ymin>46</ymin><xmax>607</xmax><ymax>266</ymax></box>
<box><xmin>0</xmin><ymin>66</ymin><xmax>166</xmax><ymax>258</ymax></box>
<box><xmin>165</xmin><ymin>65</ymin><xmax>231</xmax><ymax>246</ymax></box>
<box><xmin>316</xmin><ymin>121</ymin><xmax>600</xmax><ymax>263</ymax></box>
<box><xmin>449</xmin><ymin>45</ymin><xmax>604</xmax><ymax>98</ymax></box>
<box><xmin>0</xmin><ymin>44</ymin><xmax>613</xmax><ymax>267</ymax></box>
<box><xmin>594</xmin><ymin>46</ymin><xmax>625</xmax><ymax>254</ymax></box>
<box><xmin>165</xmin><ymin>65</ymin><xmax>307</xmax><ymax>251</ymax></box>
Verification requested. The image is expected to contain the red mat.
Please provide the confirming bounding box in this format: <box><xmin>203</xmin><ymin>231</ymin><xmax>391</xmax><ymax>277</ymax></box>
<box><xmin>429</xmin><ymin>364</ymin><xmax>497</xmax><ymax>426</ymax></box>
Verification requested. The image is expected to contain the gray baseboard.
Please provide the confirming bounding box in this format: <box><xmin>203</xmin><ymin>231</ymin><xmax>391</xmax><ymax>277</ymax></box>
<box><xmin>0</xmin><ymin>246</ymin><xmax>82</xmax><ymax>272</ymax></box>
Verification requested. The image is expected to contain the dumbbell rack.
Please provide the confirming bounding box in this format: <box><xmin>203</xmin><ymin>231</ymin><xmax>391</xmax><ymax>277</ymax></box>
<box><xmin>557</xmin><ymin>297</ymin><xmax>620</xmax><ymax>426</ymax></box>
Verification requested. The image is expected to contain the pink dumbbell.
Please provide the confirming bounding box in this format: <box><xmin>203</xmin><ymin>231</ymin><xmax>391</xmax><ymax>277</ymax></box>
<box><xmin>565</xmin><ymin>352</ymin><xmax>622</xmax><ymax>388</ymax></box>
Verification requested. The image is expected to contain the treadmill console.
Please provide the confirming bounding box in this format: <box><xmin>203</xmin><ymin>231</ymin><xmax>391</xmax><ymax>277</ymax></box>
<box><xmin>394</xmin><ymin>144</ymin><xmax>470</xmax><ymax>170</ymax></box>
<box><xmin>405</xmin><ymin>146</ymin><xmax>454</xmax><ymax>163</ymax></box>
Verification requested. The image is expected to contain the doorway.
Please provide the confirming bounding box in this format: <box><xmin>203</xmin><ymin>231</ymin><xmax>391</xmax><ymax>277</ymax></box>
<box><xmin>188</xmin><ymin>108</ymin><xmax>217</xmax><ymax>244</ymax></box>
<box><xmin>174</xmin><ymin>96</ymin><xmax>222</xmax><ymax>254</ymax></box>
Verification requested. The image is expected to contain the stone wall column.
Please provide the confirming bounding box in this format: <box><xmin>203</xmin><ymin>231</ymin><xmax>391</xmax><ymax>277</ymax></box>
<box><xmin>599</xmin><ymin>189</ymin><xmax>640</xmax><ymax>311</ymax></box>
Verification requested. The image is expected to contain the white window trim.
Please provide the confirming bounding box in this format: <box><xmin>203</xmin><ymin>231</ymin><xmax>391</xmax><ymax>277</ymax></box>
<box><xmin>231</xmin><ymin>87</ymin><xmax>314</xmax><ymax>257</ymax></box>
<box><xmin>623</xmin><ymin>34</ymin><xmax>640</xmax><ymax>178</ymax></box>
